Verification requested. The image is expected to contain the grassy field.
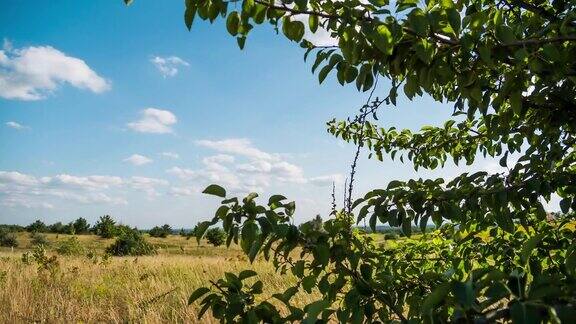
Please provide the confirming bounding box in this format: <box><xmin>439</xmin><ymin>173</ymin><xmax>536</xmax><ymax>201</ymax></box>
<box><xmin>0</xmin><ymin>232</ymin><xmax>317</xmax><ymax>323</ymax></box>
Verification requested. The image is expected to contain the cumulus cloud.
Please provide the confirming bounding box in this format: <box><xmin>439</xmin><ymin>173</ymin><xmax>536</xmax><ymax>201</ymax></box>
<box><xmin>0</xmin><ymin>171</ymin><xmax>170</xmax><ymax>209</ymax></box>
<box><xmin>150</xmin><ymin>56</ymin><xmax>190</xmax><ymax>77</ymax></box>
<box><xmin>160</xmin><ymin>152</ymin><xmax>180</xmax><ymax>159</ymax></box>
<box><xmin>128</xmin><ymin>176</ymin><xmax>169</xmax><ymax>197</ymax></box>
<box><xmin>123</xmin><ymin>154</ymin><xmax>153</xmax><ymax>166</ymax></box>
<box><xmin>196</xmin><ymin>138</ymin><xmax>275</xmax><ymax>161</ymax></box>
<box><xmin>127</xmin><ymin>108</ymin><xmax>177</xmax><ymax>134</ymax></box>
<box><xmin>0</xmin><ymin>42</ymin><xmax>110</xmax><ymax>100</ymax></box>
<box><xmin>167</xmin><ymin>138</ymin><xmax>343</xmax><ymax>195</ymax></box>
<box><xmin>5</xmin><ymin>121</ymin><xmax>28</xmax><ymax>130</ymax></box>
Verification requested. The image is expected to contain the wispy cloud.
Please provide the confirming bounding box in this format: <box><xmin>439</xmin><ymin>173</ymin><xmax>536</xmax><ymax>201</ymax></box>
<box><xmin>160</xmin><ymin>152</ymin><xmax>180</xmax><ymax>159</ymax></box>
<box><xmin>150</xmin><ymin>56</ymin><xmax>189</xmax><ymax>78</ymax></box>
<box><xmin>0</xmin><ymin>171</ymin><xmax>170</xmax><ymax>209</ymax></box>
<box><xmin>5</xmin><ymin>121</ymin><xmax>29</xmax><ymax>130</ymax></box>
<box><xmin>123</xmin><ymin>154</ymin><xmax>153</xmax><ymax>166</ymax></box>
<box><xmin>0</xmin><ymin>41</ymin><xmax>110</xmax><ymax>100</ymax></box>
<box><xmin>127</xmin><ymin>108</ymin><xmax>177</xmax><ymax>134</ymax></box>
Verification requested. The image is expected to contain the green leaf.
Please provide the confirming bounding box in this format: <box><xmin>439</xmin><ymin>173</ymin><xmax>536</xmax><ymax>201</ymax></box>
<box><xmin>414</xmin><ymin>39</ymin><xmax>434</xmax><ymax>64</ymax></box>
<box><xmin>520</xmin><ymin>234</ymin><xmax>544</xmax><ymax>265</ymax></box>
<box><xmin>269</xmin><ymin>194</ymin><xmax>287</xmax><ymax>206</ymax></box>
<box><xmin>202</xmin><ymin>184</ymin><xmax>226</xmax><ymax>198</ymax></box>
<box><xmin>305</xmin><ymin>299</ymin><xmax>330</xmax><ymax>321</ymax></box>
<box><xmin>408</xmin><ymin>9</ymin><xmax>429</xmax><ymax>37</ymax></box>
<box><xmin>244</xmin><ymin>192</ymin><xmax>259</xmax><ymax>203</ymax></box>
<box><xmin>509</xmin><ymin>92</ymin><xmax>522</xmax><ymax>115</ymax></box>
<box><xmin>421</xmin><ymin>282</ymin><xmax>450</xmax><ymax>314</ymax></box>
<box><xmin>184</xmin><ymin>5</ymin><xmax>197</xmax><ymax>31</ymax></box>
<box><xmin>495</xmin><ymin>25</ymin><xmax>516</xmax><ymax>43</ymax></box>
<box><xmin>226</xmin><ymin>12</ymin><xmax>240</xmax><ymax>36</ymax></box>
<box><xmin>371</xmin><ymin>24</ymin><xmax>394</xmax><ymax>55</ymax></box>
<box><xmin>195</xmin><ymin>221</ymin><xmax>211</xmax><ymax>244</ymax></box>
<box><xmin>446</xmin><ymin>8</ymin><xmax>460</xmax><ymax>34</ymax></box>
<box><xmin>309</xmin><ymin>15</ymin><xmax>318</xmax><ymax>33</ymax></box>
<box><xmin>188</xmin><ymin>287</ymin><xmax>210</xmax><ymax>305</ymax></box>
<box><xmin>239</xmin><ymin>269</ymin><xmax>258</xmax><ymax>280</ymax></box>
<box><xmin>215</xmin><ymin>205</ymin><xmax>229</xmax><ymax>219</ymax></box>
<box><xmin>237</xmin><ymin>36</ymin><xmax>246</xmax><ymax>50</ymax></box>
<box><xmin>241</xmin><ymin>221</ymin><xmax>259</xmax><ymax>253</ymax></box>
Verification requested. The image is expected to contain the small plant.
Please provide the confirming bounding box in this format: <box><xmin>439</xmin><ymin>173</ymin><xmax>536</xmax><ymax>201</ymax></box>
<box><xmin>55</xmin><ymin>236</ymin><xmax>85</xmax><ymax>256</ymax></box>
<box><xmin>30</xmin><ymin>232</ymin><xmax>49</xmax><ymax>247</ymax></box>
<box><xmin>0</xmin><ymin>229</ymin><xmax>18</xmax><ymax>247</ymax></box>
<box><xmin>106</xmin><ymin>230</ymin><xmax>156</xmax><ymax>256</ymax></box>
<box><xmin>205</xmin><ymin>228</ymin><xmax>226</xmax><ymax>247</ymax></box>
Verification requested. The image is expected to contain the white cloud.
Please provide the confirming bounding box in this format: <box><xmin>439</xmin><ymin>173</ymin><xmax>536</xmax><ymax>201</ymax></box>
<box><xmin>196</xmin><ymin>138</ymin><xmax>275</xmax><ymax>161</ymax></box>
<box><xmin>0</xmin><ymin>42</ymin><xmax>110</xmax><ymax>100</ymax></box>
<box><xmin>169</xmin><ymin>186</ymin><xmax>198</xmax><ymax>197</ymax></box>
<box><xmin>129</xmin><ymin>176</ymin><xmax>169</xmax><ymax>197</ymax></box>
<box><xmin>166</xmin><ymin>139</ymin><xmax>343</xmax><ymax>196</ymax></box>
<box><xmin>0</xmin><ymin>170</ymin><xmax>170</xmax><ymax>209</ymax></box>
<box><xmin>150</xmin><ymin>56</ymin><xmax>189</xmax><ymax>77</ymax></box>
<box><xmin>5</xmin><ymin>121</ymin><xmax>28</xmax><ymax>130</ymax></box>
<box><xmin>160</xmin><ymin>152</ymin><xmax>180</xmax><ymax>159</ymax></box>
<box><xmin>127</xmin><ymin>108</ymin><xmax>177</xmax><ymax>134</ymax></box>
<box><xmin>309</xmin><ymin>174</ymin><xmax>344</xmax><ymax>186</ymax></box>
<box><xmin>123</xmin><ymin>154</ymin><xmax>153</xmax><ymax>166</ymax></box>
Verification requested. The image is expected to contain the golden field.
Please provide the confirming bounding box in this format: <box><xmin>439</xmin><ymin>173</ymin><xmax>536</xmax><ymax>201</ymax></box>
<box><xmin>0</xmin><ymin>233</ymin><xmax>315</xmax><ymax>323</ymax></box>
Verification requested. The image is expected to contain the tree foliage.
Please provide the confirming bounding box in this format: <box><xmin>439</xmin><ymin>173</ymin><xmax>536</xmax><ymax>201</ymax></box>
<box><xmin>93</xmin><ymin>215</ymin><xmax>118</xmax><ymax>238</ymax></box>
<box><xmin>129</xmin><ymin>0</ymin><xmax>576</xmax><ymax>322</ymax></box>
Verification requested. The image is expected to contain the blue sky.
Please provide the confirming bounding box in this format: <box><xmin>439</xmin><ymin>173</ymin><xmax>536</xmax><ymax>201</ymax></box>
<box><xmin>0</xmin><ymin>1</ymin><xmax>531</xmax><ymax>228</ymax></box>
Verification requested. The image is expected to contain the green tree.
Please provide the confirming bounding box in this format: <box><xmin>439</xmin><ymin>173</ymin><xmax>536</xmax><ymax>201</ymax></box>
<box><xmin>128</xmin><ymin>0</ymin><xmax>576</xmax><ymax>322</ymax></box>
<box><xmin>26</xmin><ymin>220</ymin><xmax>48</xmax><ymax>233</ymax></box>
<box><xmin>48</xmin><ymin>222</ymin><xmax>65</xmax><ymax>234</ymax></box>
<box><xmin>93</xmin><ymin>215</ymin><xmax>117</xmax><ymax>238</ymax></box>
<box><xmin>205</xmin><ymin>227</ymin><xmax>226</xmax><ymax>247</ymax></box>
<box><xmin>73</xmin><ymin>217</ymin><xmax>90</xmax><ymax>234</ymax></box>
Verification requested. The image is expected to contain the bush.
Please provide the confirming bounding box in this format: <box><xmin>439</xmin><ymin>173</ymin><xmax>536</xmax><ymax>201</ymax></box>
<box><xmin>0</xmin><ymin>229</ymin><xmax>18</xmax><ymax>247</ymax></box>
<box><xmin>55</xmin><ymin>237</ymin><xmax>85</xmax><ymax>256</ymax></box>
<box><xmin>205</xmin><ymin>228</ymin><xmax>226</xmax><ymax>247</ymax></box>
<box><xmin>148</xmin><ymin>224</ymin><xmax>172</xmax><ymax>238</ymax></box>
<box><xmin>30</xmin><ymin>232</ymin><xmax>49</xmax><ymax>246</ymax></box>
<box><xmin>105</xmin><ymin>230</ymin><xmax>156</xmax><ymax>256</ymax></box>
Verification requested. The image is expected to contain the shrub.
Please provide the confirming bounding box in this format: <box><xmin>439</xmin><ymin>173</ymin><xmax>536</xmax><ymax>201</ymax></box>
<box><xmin>148</xmin><ymin>224</ymin><xmax>172</xmax><ymax>238</ymax></box>
<box><xmin>30</xmin><ymin>232</ymin><xmax>49</xmax><ymax>246</ymax></box>
<box><xmin>205</xmin><ymin>228</ymin><xmax>226</xmax><ymax>247</ymax></box>
<box><xmin>0</xmin><ymin>229</ymin><xmax>18</xmax><ymax>247</ymax></box>
<box><xmin>55</xmin><ymin>236</ymin><xmax>85</xmax><ymax>256</ymax></box>
<box><xmin>105</xmin><ymin>230</ymin><xmax>156</xmax><ymax>256</ymax></box>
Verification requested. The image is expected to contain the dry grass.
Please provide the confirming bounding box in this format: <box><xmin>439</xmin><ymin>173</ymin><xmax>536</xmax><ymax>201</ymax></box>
<box><xmin>0</xmin><ymin>233</ymin><xmax>316</xmax><ymax>323</ymax></box>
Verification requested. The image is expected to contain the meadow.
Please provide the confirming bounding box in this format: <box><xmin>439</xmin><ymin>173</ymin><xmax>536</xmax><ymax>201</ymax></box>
<box><xmin>0</xmin><ymin>233</ymin><xmax>319</xmax><ymax>323</ymax></box>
